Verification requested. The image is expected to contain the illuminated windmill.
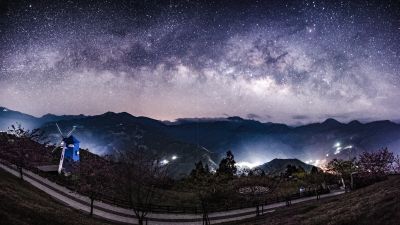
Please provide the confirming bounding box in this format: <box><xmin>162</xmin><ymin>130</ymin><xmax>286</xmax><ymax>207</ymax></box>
<box><xmin>52</xmin><ymin>123</ymin><xmax>80</xmax><ymax>174</ymax></box>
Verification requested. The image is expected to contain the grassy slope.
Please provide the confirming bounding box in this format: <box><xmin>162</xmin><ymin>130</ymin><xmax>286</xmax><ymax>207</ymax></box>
<box><xmin>1</xmin><ymin>165</ymin><xmax>399</xmax><ymax>225</ymax></box>
<box><xmin>222</xmin><ymin>175</ymin><xmax>400</xmax><ymax>225</ymax></box>
<box><xmin>0</xmin><ymin>169</ymin><xmax>115</xmax><ymax>225</ymax></box>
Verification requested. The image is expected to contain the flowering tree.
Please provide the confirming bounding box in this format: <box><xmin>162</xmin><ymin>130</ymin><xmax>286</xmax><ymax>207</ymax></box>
<box><xmin>358</xmin><ymin>148</ymin><xmax>394</xmax><ymax>176</ymax></box>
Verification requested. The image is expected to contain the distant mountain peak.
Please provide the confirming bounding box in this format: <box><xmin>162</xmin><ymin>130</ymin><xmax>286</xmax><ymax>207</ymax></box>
<box><xmin>270</xmin><ymin>158</ymin><xmax>302</xmax><ymax>163</ymax></box>
<box><xmin>40</xmin><ymin>113</ymin><xmax>56</xmax><ymax>118</ymax></box>
<box><xmin>258</xmin><ymin>158</ymin><xmax>315</xmax><ymax>175</ymax></box>
<box><xmin>102</xmin><ymin>111</ymin><xmax>117</xmax><ymax>116</ymax></box>
<box><xmin>118</xmin><ymin>112</ymin><xmax>133</xmax><ymax>117</ymax></box>
<box><xmin>227</xmin><ymin>116</ymin><xmax>244</xmax><ymax>121</ymax></box>
<box><xmin>348</xmin><ymin>120</ymin><xmax>362</xmax><ymax>125</ymax></box>
<box><xmin>322</xmin><ymin>118</ymin><xmax>341</xmax><ymax>125</ymax></box>
<box><xmin>101</xmin><ymin>111</ymin><xmax>133</xmax><ymax>117</ymax></box>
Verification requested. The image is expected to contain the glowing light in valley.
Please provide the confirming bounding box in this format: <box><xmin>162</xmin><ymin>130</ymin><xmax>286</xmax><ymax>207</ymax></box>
<box><xmin>236</xmin><ymin>161</ymin><xmax>262</xmax><ymax>169</ymax></box>
<box><xmin>333</xmin><ymin>142</ymin><xmax>350</xmax><ymax>155</ymax></box>
<box><xmin>334</xmin><ymin>147</ymin><xmax>343</xmax><ymax>155</ymax></box>
<box><xmin>333</xmin><ymin>144</ymin><xmax>353</xmax><ymax>155</ymax></box>
<box><xmin>306</xmin><ymin>159</ymin><xmax>327</xmax><ymax>168</ymax></box>
<box><xmin>171</xmin><ymin>155</ymin><xmax>178</xmax><ymax>160</ymax></box>
<box><xmin>161</xmin><ymin>159</ymin><xmax>169</xmax><ymax>165</ymax></box>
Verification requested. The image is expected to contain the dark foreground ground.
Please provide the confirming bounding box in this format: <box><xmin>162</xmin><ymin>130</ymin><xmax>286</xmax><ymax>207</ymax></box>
<box><xmin>0</xmin><ymin>169</ymin><xmax>115</xmax><ymax>225</ymax></box>
<box><xmin>1</xmin><ymin>167</ymin><xmax>400</xmax><ymax>225</ymax></box>
<box><xmin>222</xmin><ymin>175</ymin><xmax>400</xmax><ymax>225</ymax></box>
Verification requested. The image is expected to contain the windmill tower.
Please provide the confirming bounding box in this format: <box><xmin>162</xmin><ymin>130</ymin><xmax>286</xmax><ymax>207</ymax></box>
<box><xmin>52</xmin><ymin>123</ymin><xmax>80</xmax><ymax>174</ymax></box>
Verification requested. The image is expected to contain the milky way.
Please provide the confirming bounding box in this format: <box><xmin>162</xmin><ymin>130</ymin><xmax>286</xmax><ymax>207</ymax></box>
<box><xmin>0</xmin><ymin>0</ymin><xmax>399</xmax><ymax>124</ymax></box>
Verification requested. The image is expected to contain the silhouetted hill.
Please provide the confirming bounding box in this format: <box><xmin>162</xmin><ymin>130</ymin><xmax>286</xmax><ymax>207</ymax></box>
<box><xmin>0</xmin><ymin>107</ymin><xmax>87</xmax><ymax>130</ymax></box>
<box><xmin>40</xmin><ymin>113</ymin><xmax>87</xmax><ymax>123</ymax></box>
<box><xmin>257</xmin><ymin>158</ymin><xmax>314</xmax><ymax>175</ymax></box>
<box><xmin>40</xmin><ymin>111</ymin><xmax>218</xmax><ymax>177</ymax></box>
<box><xmin>0</xmin><ymin>107</ymin><xmax>39</xmax><ymax>130</ymax></box>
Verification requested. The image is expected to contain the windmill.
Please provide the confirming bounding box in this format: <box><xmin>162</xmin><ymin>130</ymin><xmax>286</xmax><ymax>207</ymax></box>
<box><xmin>52</xmin><ymin>123</ymin><xmax>80</xmax><ymax>174</ymax></box>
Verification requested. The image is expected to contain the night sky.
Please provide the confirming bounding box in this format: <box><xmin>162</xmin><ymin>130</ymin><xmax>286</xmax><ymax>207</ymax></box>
<box><xmin>0</xmin><ymin>0</ymin><xmax>399</xmax><ymax>124</ymax></box>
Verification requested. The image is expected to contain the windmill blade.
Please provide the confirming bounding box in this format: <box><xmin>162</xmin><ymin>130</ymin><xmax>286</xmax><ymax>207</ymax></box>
<box><xmin>56</xmin><ymin>123</ymin><xmax>64</xmax><ymax>138</ymax></box>
<box><xmin>66</xmin><ymin>126</ymin><xmax>77</xmax><ymax>137</ymax></box>
<box><xmin>51</xmin><ymin>139</ymin><xmax>64</xmax><ymax>153</ymax></box>
<box><xmin>51</xmin><ymin>144</ymin><xmax>60</xmax><ymax>153</ymax></box>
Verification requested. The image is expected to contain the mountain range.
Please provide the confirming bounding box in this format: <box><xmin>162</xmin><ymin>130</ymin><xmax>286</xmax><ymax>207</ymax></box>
<box><xmin>1</xmin><ymin>106</ymin><xmax>400</xmax><ymax>174</ymax></box>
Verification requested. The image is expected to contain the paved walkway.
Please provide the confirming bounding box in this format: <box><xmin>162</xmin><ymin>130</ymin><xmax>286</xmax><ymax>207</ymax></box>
<box><xmin>0</xmin><ymin>162</ymin><xmax>345</xmax><ymax>225</ymax></box>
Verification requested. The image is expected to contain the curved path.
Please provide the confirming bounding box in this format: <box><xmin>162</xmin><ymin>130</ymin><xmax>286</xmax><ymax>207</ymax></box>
<box><xmin>0</xmin><ymin>162</ymin><xmax>345</xmax><ymax>225</ymax></box>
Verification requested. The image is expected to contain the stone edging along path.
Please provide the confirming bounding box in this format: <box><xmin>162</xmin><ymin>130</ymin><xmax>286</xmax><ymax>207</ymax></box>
<box><xmin>0</xmin><ymin>162</ymin><xmax>345</xmax><ymax>225</ymax></box>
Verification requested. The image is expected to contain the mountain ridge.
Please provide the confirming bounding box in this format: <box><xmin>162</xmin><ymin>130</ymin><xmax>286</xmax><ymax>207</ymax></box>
<box><xmin>2</xmin><ymin>106</ymin><xmax>399</xmax><ymax>128</ymax></box>
<box><xmin>1</xmin><ymin>106</ymin><xmax>400</xmax><ymax>174</ymax></box>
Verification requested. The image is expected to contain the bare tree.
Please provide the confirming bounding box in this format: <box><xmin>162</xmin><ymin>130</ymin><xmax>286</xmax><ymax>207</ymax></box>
<box><xmin>73</xmin><ymin>153</ymin><xmax>113</xmax><ymax>216</ymax></box>
<box><xmin>4</xmin><ymin>123</ymin><xmax>45</xmax><ymax>180</ymax></box>
<box><xmin>187</xmin><ymin>171</ymin><xmax>218</xmax><ymax>225</ymax></box>
<box><xmin>115</xmin><ymin>147</ymin><xmax>169</xmax><ymax>225</ymax></box>
<box><xmin>392</xmin><ymin>154</ymin><xmax>400</xmax><ymax>174</ymax></box>
<box><xmin>326</xmin><ymin>158</ymin><xmax>357</xmax><ymax>188</ymax></box>
<box><xmin>307</xmin><ymin>167</ymin><xmax>325</xmax><ymax>199</ymax></box>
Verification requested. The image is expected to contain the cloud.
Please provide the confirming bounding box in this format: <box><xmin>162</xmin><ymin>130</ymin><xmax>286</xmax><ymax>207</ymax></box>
<box><xmin>247</xmin><ymin>113</ymin><xmax>261</xmax><ymax>120</ymax></box>
<box><xmin>292</xmin><ymin>115</ymin><xmax>310</xmax><ymax>120</ymax></box>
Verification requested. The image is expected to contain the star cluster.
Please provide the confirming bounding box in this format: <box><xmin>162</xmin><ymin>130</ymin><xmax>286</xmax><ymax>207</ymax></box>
<box><xmin>0</xmin><ymin>0</ymin><xmax>399</xmax><ymax>124</ymax></box>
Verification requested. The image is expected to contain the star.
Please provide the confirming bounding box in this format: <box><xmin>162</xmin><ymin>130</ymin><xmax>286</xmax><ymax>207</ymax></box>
<box><xmin>0</xmin><ymin>0</ymin><xmax>399</xmax><ymax>124</ymax></box>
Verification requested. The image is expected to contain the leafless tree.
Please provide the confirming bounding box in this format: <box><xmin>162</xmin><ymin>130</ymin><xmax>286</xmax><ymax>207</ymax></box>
<box><xmin>115</xmin><ymin>147</ymin><xmax>169</xmax><ymax>225</ymax></box>
<box><xmin>73</xmin><ymin>153</ymin><xmax>114</xmax><ymax>216</ymax></box>
<box><xmin>326</xmin><ymin>158</ymin><xmax>357</xmax><ymax>188</ymax></box>
<box><xmin>187</xmin><ymin>172</ymin><xmax>220</xmax><ymax>225</ymax></box>
<box><xmin>4</xmin><ymin>123</ymin><xmax>47</xmax><ymax>180</ymax></box>
<box><xmin>392</xmin><ymin>154</ymin><xmax>400</xmax><ymax>174</ymax></box>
